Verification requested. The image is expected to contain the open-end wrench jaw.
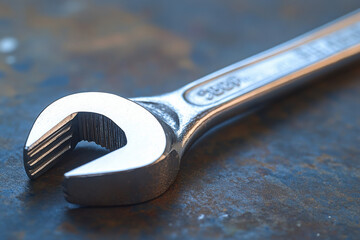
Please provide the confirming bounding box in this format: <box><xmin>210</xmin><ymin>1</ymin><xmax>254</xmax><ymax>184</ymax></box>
<box><xmin>24</xmin><ymin>92</ymin><xmax>180</xmax><ymax>206</ymax></box>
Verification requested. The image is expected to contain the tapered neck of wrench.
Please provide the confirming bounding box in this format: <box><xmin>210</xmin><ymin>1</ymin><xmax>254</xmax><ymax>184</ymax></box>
<box><xmin>134</xmin><ymin>9</ymin><xmax>360</xmax><ymax>156</ymax></box>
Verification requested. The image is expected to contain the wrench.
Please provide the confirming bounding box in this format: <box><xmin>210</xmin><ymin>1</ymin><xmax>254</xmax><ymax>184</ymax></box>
<box><xmin>24</xmin><ymin>10</ymin><xmax>360</xmax><ymax>206</ymax></box>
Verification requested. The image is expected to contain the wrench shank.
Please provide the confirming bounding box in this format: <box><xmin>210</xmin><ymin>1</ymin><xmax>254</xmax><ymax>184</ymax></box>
<box><xmin>137</xmin><ymin>10</ymin><xmax>360</xmax><ymax>156</ymax></box>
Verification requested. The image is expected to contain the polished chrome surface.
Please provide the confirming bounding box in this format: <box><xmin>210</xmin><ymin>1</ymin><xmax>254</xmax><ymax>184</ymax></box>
<box><xmin>24</xmin><ymin>10</ymin><xmax>360</xmax><ymax>206</ymax></box>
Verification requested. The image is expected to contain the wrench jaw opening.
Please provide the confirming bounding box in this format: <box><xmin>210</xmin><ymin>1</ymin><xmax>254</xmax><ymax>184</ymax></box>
<box><xmin>24</xmin><ymin>92</ymin><xmax>180</xmax><ymax>206</ymax></box>
<box><xmin>23</xmin><ymin>112</ymin><xmax>128</xmax><ymax>180</ymax></box>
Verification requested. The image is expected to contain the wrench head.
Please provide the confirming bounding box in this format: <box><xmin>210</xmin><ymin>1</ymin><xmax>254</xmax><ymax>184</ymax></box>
<box><xmin>24</xmin><ymin>92</ymin><xmax>180</xmax><ymax>206</ymax></box>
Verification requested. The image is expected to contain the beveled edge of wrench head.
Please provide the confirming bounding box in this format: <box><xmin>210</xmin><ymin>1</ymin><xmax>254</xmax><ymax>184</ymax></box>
<box><xmin>24</xmin><ymin>92</ymin><xmax>180</xmax><ymax>206</ymax></box>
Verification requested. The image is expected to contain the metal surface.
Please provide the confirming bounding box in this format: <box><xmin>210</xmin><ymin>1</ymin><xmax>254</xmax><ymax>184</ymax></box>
<box><xmin>24</xmin><ymin>10</ymin><xmax>360</xmax><ymax>206</ymax></box>
<box><xmin>1</xmin><ymin>0</ymin><xmax>360</xmax><ymax>239</ymax></box>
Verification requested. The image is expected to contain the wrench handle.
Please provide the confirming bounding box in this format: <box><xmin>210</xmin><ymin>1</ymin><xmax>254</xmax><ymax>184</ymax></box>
<box><xmin>183</xmin><ymin>12</ymin><xmax>360</xmax><ymax>107</ymax></box>
<box><xmin>136</xmin><ymin>10</ymin><xmax>360</xmax><ymax>154</ymax></box>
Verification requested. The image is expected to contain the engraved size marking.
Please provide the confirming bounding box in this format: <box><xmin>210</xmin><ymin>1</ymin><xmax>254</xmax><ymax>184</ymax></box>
<box><xmin>197</xmin><ymin>76</ymin><xmax>241</xmax><ymax>100</ymax></box>
<box><xmin>185</xmin><ymin>22</ymin><xmax>360</xmax><ymax>106</ymax></box>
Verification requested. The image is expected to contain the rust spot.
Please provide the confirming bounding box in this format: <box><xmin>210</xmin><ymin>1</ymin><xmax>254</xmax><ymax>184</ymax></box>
<box><xmin>57</xmin><ymin>222</ymin><xmax>78</xmax><ymax>234</ymax></box>
<box><xmin>301</xmin><ymin>163</ymin><xmax>317</xmax><ymax>169</ymax></box>
<box><xmin>12</xmin><ymin>231</ymin><xmax>25</xmax><ymax>240</ymax></box>
<box><xmin>316</xmin><ymin>154</ymin><xmax>334</xmax><ymax>163</ymax></box>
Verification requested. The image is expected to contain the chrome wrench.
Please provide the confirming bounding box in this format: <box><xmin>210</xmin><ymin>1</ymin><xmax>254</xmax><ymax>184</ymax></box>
<box><xmin>24</xmin><ymin>10</ymin><xmax>360</xmax><ymax>206</ymax></box>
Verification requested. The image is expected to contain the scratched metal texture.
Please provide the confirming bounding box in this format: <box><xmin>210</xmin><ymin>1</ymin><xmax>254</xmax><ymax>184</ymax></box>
<box><xmin>0</xmin><ymin>0</ymin><xmax>359</xmax><ymax>239</ymax></box>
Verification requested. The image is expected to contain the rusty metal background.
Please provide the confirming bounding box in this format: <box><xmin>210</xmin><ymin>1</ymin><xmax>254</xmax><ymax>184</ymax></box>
<box><xmin>0</xmin><ymin>0</ymin><xmax>360</xmax><ymax>239</ymax></box>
